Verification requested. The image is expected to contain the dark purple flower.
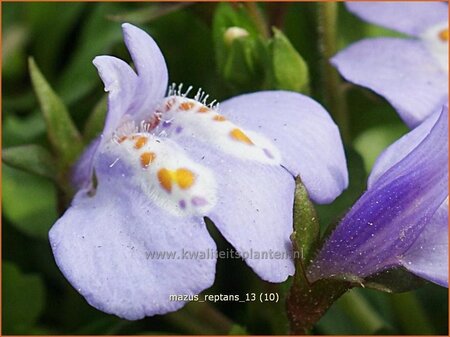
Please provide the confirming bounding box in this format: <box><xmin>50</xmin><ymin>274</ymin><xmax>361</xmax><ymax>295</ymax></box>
<box><xmin>49</xmin><ymin>24</ymin><xmax>348</xmax><ymax>319</ymax></box>
<box><xmin>308</xmin><ymin>107</ymin><xmax>448</xmax><ymax>287</ymax></box>
<box><xmin>333</xmin><ymin>2</ymin><xmax>448</xmax><ymax>128</ymax></box>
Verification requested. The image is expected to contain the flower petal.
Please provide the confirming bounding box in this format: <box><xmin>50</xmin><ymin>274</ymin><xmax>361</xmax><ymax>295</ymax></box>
<box><xmin>400</xmin><ymin>199</ymin><xmax>448</xmax><ymax>287</ymax></box>
<box><xmin>92</xmin><ymin>56</ymin><xmax>138</xmax><ymax>136</ymax></box>
<box><xmin>71</xmin><ymin>138</ymin><xmax>100</xmax><ymax>190</ymax></box>
<box><xmin>346</xmin><ymin>2</ymin><xmax>448</xmax><ymax>37</ymax></box>
<box><xmin>122</xmin><ymin>23</ymin><xmax>169</xmax><ymax>120</ymax></box>
<box><xmin>332</xmin><ymin>38</ymin><xmax>448</xmax><ymax>127</ymax></box>
<box><xmin>82</xmin><ymin>24</ymin><xmax>169</xmax><ymax>191</ymax></box>
<box><xmin>147</xmin><ymin>95</ymin><xmax>299</xmax><ymax>282</ymax></box>
<box><xmin>368</xmin><ymin>108</ymin><xmax>443</xmax><ymax>188</ymax></box>
<box><xmin>50</xmin><ymin>150</ymin><xmax>216</xmax><ymax>320</ymax></box>
<box><xmin>179</xmin><ymin>138</ymin><xmax>296</xmax><ymax>283</ymax></box>
<box><xmin>218</xmin><ymin>91</ymin><xmax>348</xmax><ymax>204</ymax></box>
<box><xmin>308</xmin><ymin>109</ymin><xmax>448</xmax><ymax>282</ymax></box>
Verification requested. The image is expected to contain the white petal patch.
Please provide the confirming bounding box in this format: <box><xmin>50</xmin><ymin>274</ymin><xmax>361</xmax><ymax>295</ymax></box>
<box><xmin>421</xmin><ymin>21</ymin><xmax>449</xmax><ymax>72</ymax></box>
<box><xmin>154</xmin><ymin>96</ymin><xmax>282</xmax><ymax>165</ymax></box>
<box><xmin>102</xmin><ymin>133</ymin><xmax>217</xmax><ymax>217</ymax></box>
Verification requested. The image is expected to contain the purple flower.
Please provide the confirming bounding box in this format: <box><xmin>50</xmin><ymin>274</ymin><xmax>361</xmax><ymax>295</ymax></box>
<box><xmin>333</xmin><ymin>2</ymin><xmax>448</xmax><ymax>128</ymax></box>
<box><xmin>308</xmin><ymin>107</ymin><xmax>448</xmax><ymax>287</ymax></box>
<box><xmin>49</xmin><ymin>24</ymin><xmax>348</xmax><ymax>319</ymax></box>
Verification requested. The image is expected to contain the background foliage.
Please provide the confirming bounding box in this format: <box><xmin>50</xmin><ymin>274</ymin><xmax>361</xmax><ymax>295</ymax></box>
<box><xmin>2</xmin><ymin>2</ymin><xmax>448</xmax><ymax>335</ymax></box>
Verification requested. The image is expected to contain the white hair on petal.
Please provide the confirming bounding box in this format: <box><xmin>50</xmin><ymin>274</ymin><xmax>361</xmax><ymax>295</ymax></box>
<box><xmin>168</xmin><ymin>82</ymin><xmax>219</xmax><ymax>110</ymax></box>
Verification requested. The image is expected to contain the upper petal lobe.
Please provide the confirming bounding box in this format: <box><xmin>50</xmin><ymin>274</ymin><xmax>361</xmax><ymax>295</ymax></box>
<box><xmin>346</xmin><ymin>2</ymin><xmax>448</xmax><ymax>37</ymax></box>
<box><xmin>218</xmin><ymin>91</ymin><xmax>348</xmax><ymax>204</ymax></box>
<box><xmin>122</xmin><ymin>23</ymin><xmax>169</xmax><ymax>121</ymax></box>
<box><xmin>332</xmin><ymin>38</ymin><xmax>448</xmax><ymax>127</ymax></box>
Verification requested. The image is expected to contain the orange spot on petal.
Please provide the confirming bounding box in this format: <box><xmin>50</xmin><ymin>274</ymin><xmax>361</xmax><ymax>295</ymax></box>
<box><xmin>180</xmin><ymin>102</ymin><xmax>195</xmax><ymax>111</ymax></box>
<box><xmin>230</xmin><ymin>128</ymin><xmax>253</xmax><ymax>145</ymax></box>
<box><xmin>157</xmin><ymin>168</ymin><xmax>173</xmax><ymax>192</ymax></box>
<box><xmin>157</xmin><ymin>168</ymin><xmax>195</xmax><ymax>192</ymax></box>
<box><xmin>134</xmin><ymin>136</ymin><xmax>148</xmax><ymax>149</ymax></box>
<box><xmin>140</xmin><ymin>152</ymin><xmax>156</xmax><ymax>168</ymax></box>
<box><xmin>198</xmin><ymin>106</ymin><xmax>210</xmax><ymax>113</ymax></box>
<box><xmin>439</xmin><ymin>28</ymin><xmax>449</xmax><ymax>42</ymax></box>
<box><xmin>213</xmin><ymin>114</ymin><xmax>227</xmax><ymax>122</ymax></box>
<box><xmin>175</xmin><ymin>168</ymin><xmax>195</xmax><ymax>189</ymax></box>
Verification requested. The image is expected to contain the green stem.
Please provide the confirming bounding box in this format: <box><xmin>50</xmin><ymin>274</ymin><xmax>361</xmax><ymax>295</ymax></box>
<box><xmin>244</xmin><ymin>2</ymin><xmax>270</xmax><ymax>38</ymax></box>
<box><xmin>287</xmin><ymin>178</ymin><xmax>351</xmax><ymax>334</ymax></box>
<box><xmin>317</xmin><ymin>2</ymin><xmax>350</xmax><ymax>143</ymax></box>
<box><xmin>339</xmin><ymin>290</ymin><xmax>389</xmax><ymax>333</ymax></box>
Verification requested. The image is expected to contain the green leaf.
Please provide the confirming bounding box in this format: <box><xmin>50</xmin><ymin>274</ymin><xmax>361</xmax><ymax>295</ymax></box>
<box><xmin>106</xmin><ymin>2</ymin><xmax>192</xmax><ymax>24</ymax></box>
<box><xmin>213</xmin><ymin>2</ymin><xmax>261</xmax><ymax>72</ymax></box>
<box><xmin>354</xmin><ymin>124</ymin><xmax>408</xmax><ymax>173</ymax></box>
<box><xmin>362</xmin><ymin>267</ymin><xmax>426</xmax><ymax>293</ymax></box>
<box><xmin>389</xmin><ymin>292</ymin><xmax>435</xmax><ymax>334</ymax></box>
<box><xmin>292</xmin><ymin>176</ymin><xmax>320</xmax><ymax>265</ymax></box>
<box><xmin>334</xmin><ymin>290</ymin><xmax>395</xmax><ymax>334</ymax></box>
<box><xmin>311</xmin><ymin>266</ymin><xmax>425</xmax><ymax>294</ymax></box>
<box><xmin>222</xmin><ymin>35</ymin><xmax>266</xmax><ymax>92</ymax></box>
<box><xmin>3</xmin><ymin>24</ymin><xmax>28</xmax><ymax>79</ymax></box>
<box><xmin>75</xmin><ymin>317</ymin><xmax>128</xmax><ymax>334</ymax></box>
<box><xmin>2</xmin><ymin>112</ymin><xmax>46</xmax><ymax>148</ymax></box>
<box><xmin>2</xmin><ymin>144</ymin><xmax>56</xmax><ymax>179</ymax></box>
<box><xmin>28</xmin><ymin>58</ymin><xmax>83</xmax><ymax>166</ymax></box>
<box><xmin>57</xmin><ymin>3</ymin><xmax>124</xmax><ymax>104</ymax></box>
<box><xmin>268</xmin><ymin>28</ymin><xmax>310</xmax><ymax>93</ymax></box>
<box><xmin>212</xmin><ymin>2</ymin><xmax>267</xmax><ymax>93</ymax></box>
<box><xmin>27</xmin><ymin>2</ymin><xmax>86</xmax><ymax>78</ymax></box>
<box><xmin>2</xmin><ymin>165</ymin><xmax>57</xmax><ymax>239</ymax></box>
<box><xmin>229</xmin><ymin>324</ymin><xmax>247</xmax><ymax>335</ymax></box>
<box><xmin>2</xmin><ymin>262</ymin><xmax>46</xmax><ymax>334</ymax></box>
<box><xmin>287</xmin><ymin>177</ymin><xmax>350</xmax><ymax>334</ymax></box>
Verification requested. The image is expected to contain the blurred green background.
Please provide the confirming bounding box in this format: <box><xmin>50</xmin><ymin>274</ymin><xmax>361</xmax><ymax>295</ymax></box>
<box><xmin>2</xmin><ymin>2</ymin><xmax>448</xmax><ymax>335</ymax></box>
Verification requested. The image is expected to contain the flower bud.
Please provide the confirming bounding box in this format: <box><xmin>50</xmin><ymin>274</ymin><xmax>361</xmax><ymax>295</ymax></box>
<box><xmin>224</xmin><ymin>26</ymin><xmax>250</xmax><ymax>46</ymax></box>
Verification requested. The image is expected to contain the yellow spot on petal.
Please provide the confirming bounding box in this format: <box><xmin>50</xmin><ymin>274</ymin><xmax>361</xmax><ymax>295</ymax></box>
<box><xmin>439</xmin><ymin>28</ymin><xmax>449</xmax><ymax>42</ymax></box>
<box><xmin>157</xmin><ymin>168</ymin><xmax>196</xmax><ymax>192</ymax></box>
<box><xmin>230</xmin><ymin>128</ymin><xmax>254</xmax><ymax>145</ymax></box>
<box><xmin>175</xmin><ymin>168</ymin><xmax>195</xmax><ymax>189</ymax></box>
<box><xmin>158</xmin><ymin>168</ymin><xmax>173</xmax><ymax>192</ymax></box>
<box><xmin>213</xmin><ymin>114</ymin><xmax>227</xmax><ymax>122</ymax></box>
<box><xmin>134</xmin><ymin>136</ymin><xmax>148</xmax><ymax>149</ymax></box>
<box><xmin>140</xmin><ymin>152</ymin><xmax>156</xmax><ymax>168</ymax></box>
<box><xmin>198</xmin><ymin>106</ymin><xmax>210</xmax><ymax>113</ymax></box>
<box><xmin>180</xmin><ymin>102</ymin><xmax>195</xmax><ymax>111</ymax></box>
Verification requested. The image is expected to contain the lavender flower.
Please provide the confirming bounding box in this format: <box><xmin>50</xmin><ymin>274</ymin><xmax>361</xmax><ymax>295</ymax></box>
<box><xmin>308</xmin><ymin>107</ymin><xmax>448</xmax><ymax>287</ymax></box>
<box><xmin>49</xmin><ymin>24</ymin><xmax>348</xmax><ymax>319</ymax></box>
<box><xmin>333</xmin><ymin>2</ymin><xmax>448</xmax><ymax>128</ymax></box>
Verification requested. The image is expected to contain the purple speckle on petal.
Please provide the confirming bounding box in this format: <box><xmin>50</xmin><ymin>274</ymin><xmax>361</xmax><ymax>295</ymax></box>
<box><xmin>179</xmin><ymin>200</ymin><xmax>186</xmax><ymax>209</ymax></box>
<box><xmin>191</xmin><ymin>196</ymin><xmax>208</xmax><ymax>207</ymax></box>
<box><xmin>263</xmin><ymin>148</ymin><xmax>274</xmax><ymax>159</ymax></box>
<box><xmin>162</xmin><ymin>120</ymin><xmax>172</xmax><ymax>128</ymax></box>
<box><xmin>175</xmin><ymin>126</ymin><xmax>183</xmax><ymax>134</ymax></box>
